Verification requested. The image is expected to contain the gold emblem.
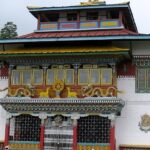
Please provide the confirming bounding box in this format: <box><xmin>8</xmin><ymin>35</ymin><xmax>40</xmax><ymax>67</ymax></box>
<box><xmin>139</xmin><ymin>114</ymin><xmax>150</xmax><ymax>132</ymax></box>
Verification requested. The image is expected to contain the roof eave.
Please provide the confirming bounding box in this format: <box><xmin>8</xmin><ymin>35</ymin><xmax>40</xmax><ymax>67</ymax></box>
<box><xmin>0</xmin><ymin>35</ymin><xmax>150</xmax><ymax>44</ymax></box>
<box><xmin>28</xmin><ymin>4</ymin><xmax>130</xmax><ymax>12</ymax></box>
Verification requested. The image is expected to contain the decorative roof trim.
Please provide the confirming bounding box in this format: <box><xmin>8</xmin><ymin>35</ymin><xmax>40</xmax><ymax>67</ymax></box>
<box><xmin>27</xmin><ymin>4</ymin><xmax>129</xmax><ymax>12</ymax></box>
<box><xmin>1</xmin><ymin>35</ymin><xmax>150</xmax><ymax>44</ymax></box>
<box><xmin>0</xmin><ymin>97</ymin><xmax>123</xmax><ymax>104</ymax></box>
<box><xmin>0</xmin><ymin>97</ymin><xmax>125</xmax><ymax>114</ymax></box>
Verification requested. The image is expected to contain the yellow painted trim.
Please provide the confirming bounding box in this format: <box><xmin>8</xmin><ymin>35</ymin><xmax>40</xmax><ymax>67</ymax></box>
<box><xmin>32</xmin><ymin>69</ymin><xmax>43</xmax><ymax>85</ymax></box>
<box><xmin>65</xmin><ymin>69</ymin><xmax>75</xmax><ymax>85</ymax></box>
<box><xmin>101</xmin><ymin>68</ymin><xmax>112</xmax><ymax>85</ymax></box>
<box><xmin>89</xmin><ymin>69</ymin><xmax>100</xmax><ymax>85</ymax></box>
<box><xmin>0</xmin><ymin>46</ymin><xmax>129</xmax><ymax>54</ymax></box>
<box><xmin>78</xmin><ymin>69</ymin><xmax>90</xmax><ymax>85</ymax></box>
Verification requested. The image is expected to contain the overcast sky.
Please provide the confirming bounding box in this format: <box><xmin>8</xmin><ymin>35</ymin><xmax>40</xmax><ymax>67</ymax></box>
<box><xmin>0</xmin><ymin>0</ymin><xmax>150</xmax><ymax>36</ymax></box>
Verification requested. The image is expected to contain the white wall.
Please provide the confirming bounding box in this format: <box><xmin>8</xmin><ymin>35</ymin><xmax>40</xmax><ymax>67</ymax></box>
<box><xmin>0</xmin><ymin>79</ymin><xmax>8</xmax><ymax>141</ymax></box>
<box><xmin>116</xmin><ymin>77</ymin><xmax>150</xmax><ymax>149</ymax></box>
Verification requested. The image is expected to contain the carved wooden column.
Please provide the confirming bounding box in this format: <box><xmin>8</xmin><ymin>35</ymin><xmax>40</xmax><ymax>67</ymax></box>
<box><xmin>73</xmin><ymin>64</ymin><xmax>80</xmax><ymax>91</ymax></box>
<box><xmin>4</xmin><ymin>113</ymin><xmax>12</xmax><ymax>149</ymax></box>
<box><xmin>109</xmin><ymin>114</ymin><xmax>116</xmax><ymax>150</ymax></box>
<box><xmin>39</xmin><ymin>113</ymin><xmax>47</xmax><ymax>150</ymax></box>
<box><xmin>71</xmin><ymin>114</ymin><xmax>80</xmax><ymax>150</ymax></box>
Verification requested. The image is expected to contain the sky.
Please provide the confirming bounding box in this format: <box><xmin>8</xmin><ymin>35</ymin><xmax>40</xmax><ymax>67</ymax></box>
<box><xmin>0</xmin><ymin>0</ymin><xmax>150</xmax><ymax>36</ymax></box>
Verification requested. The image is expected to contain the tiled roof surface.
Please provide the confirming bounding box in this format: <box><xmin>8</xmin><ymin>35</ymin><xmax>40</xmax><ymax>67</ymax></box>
<box><xmin>18</xmin><ymin>29</ymin><xmax>138</xmax><ymax>39</ymax></box>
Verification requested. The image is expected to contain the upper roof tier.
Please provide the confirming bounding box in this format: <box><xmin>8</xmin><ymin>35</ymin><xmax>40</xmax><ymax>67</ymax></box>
<box><xmin>27</xmin><ymin>1</ymin><xmax>138</xmax><ymax>33</ymax></box>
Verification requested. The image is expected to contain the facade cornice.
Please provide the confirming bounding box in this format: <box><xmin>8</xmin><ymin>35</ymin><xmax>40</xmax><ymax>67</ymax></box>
<box><xmin>0</xmin><ymin>97</ymin><xmax>125</xmax><ymax>114</ymax></box>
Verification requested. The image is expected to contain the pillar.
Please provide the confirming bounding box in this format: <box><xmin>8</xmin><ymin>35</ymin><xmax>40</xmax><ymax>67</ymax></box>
<box><xmin>4</xmin><ymin>113</ymin><xmax>12</xmax><ymax>149</ymax></box>
<box><xmin>71</xmin><ymin>114</ymin><xmax>80</xmax><ymax>150</ymax></box>
<box><xmin>109</xmin><ymin>114</ymin><xmax>116</xmax><ymax>150</ymax></box>
<box><xmin>39</xmin><ymin>113</ymin><xmax>47</xmax><ymax>150</ymax></box>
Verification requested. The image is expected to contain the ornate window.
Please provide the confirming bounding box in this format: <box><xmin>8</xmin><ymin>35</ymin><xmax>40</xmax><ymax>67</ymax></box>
<box><xmin>47</xmin><ymin>69</ymin><xmax>55</xmax><ymax>85</ymax></box>
<box><xmin>22</xmin><ymin>70</ymin><xmax>32</xmax><ymax>85</ymax></box>
<box><xmin>11</xmin><ymin>114</ymin><xmax>41</xmax><ymax>141</ymax></box>
<box><xmin>78</xmin><ymin>68</ymin><xmax>112</xmax><ymax>85</ymax></box>
<box><xmin>67</xmin><ymin>13</ymin><xmax>77</xmax><ymax>21</ymax></box>
<box><xmin>65</xmin><ymin>69</ymin><xmax>74</xmax><ymax>85</ymax></box>
<box><xmin>78</xmin><ymin>69</ymin><xmax>89</xmax><ymax>85</ymax></box>
<box><xmin>46</xmin><ymin>69</ymin><xmax>74</xmax><ymax>85</ymax></box>
<box><xmin>90</xmin><ymin>69</ymin><xmax>100</xmax><ymax>84</ymax></box>
<box><xmin>101</xmin><ymin>68</ymin><xmax>112</xmax><ymax>85</ymax></box>
<box><xmin>136</xmin><ymin>68</ymin><xmax>150</xmax><ymax>93</ymax></box>
<box><xmin>87</xmin><ymin>12</ymin><xmax>99</xmax><ymax>20</ymax></box>
<box><xmin>77</xmin><ymin>116</ymin><xmax>110</xmax><ymax>143</ymax></box>
<box><xmin>56</xmin><ymin>69</ymin><xmax>65</xmax><ymax>81</ymax></box>
<box><xmin>11</xmin><ymin>70</ymin><xmax>21</xmax><ymax>85</ymax></box>
<box><xmin>33</xmin><ymin>69</ymin><xmax>43</xmax><ymax>85</ymax></box>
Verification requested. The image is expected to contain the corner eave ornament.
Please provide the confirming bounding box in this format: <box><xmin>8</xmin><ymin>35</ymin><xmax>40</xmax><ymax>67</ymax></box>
<box><xmin>139</xmin><ymin>114</ymin><xmax>150</xmax><ymax>133</ymax></box>
<box><xmin>80</xmin><ymin>0</ymin><xmax>105</xmax><ymax>6</ymax></box>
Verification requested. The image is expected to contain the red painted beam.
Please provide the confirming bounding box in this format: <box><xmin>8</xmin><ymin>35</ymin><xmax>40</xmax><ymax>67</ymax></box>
<box><xmin>110</xmin><ymin>126</ymin><xmax>115</xmax><ymax>150</ymax></box>
<box><xmin>73</xmin><ymin>126</ymin><xmax>77</xmax><ymax>150</ymax></box>
<box><xmin>4</xmin><ymin>123</ymin><xmax>10</xmax><ymax>149</ymax></box>
<box><xmin>40</xmin><ymin>125</ymin><xmax>45</xmax><ymax>150</ymax></box>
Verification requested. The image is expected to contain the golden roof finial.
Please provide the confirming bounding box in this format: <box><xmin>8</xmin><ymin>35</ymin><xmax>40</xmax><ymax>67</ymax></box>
<box><xmin>80</xmin><ymin>0</ymin><xmax>105</xmax><ymax>6</ymax></box>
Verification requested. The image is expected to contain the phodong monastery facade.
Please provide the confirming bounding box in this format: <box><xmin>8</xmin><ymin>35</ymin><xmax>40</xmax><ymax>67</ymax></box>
<box><xmin>0</xmin><ymin>0</ymin><xmax>150</xmax><ymax>150</ymax></box>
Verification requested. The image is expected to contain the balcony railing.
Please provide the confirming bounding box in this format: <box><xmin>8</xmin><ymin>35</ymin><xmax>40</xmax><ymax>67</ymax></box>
<box><xmin>39</xmin><ymin>19</ymin><xmax>123</xmax><ymax>31</ymax></box>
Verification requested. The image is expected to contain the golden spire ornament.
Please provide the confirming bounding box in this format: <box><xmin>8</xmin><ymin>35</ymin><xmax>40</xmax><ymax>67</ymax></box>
<box><xmin>80</xmin><ymin>0</ymin><xmax>106</xmax><ymax>6</ymax></box>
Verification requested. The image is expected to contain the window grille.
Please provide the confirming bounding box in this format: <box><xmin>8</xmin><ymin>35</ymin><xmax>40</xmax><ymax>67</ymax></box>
<box><xmin>77</xmin><ymin>116</ymin><xmax>110</xmax><ymax>143</ymax></box>
<box><xmin>13</xmin><ymin>114</ymin><xmax>40</xmax><ymax>141</ymax></box>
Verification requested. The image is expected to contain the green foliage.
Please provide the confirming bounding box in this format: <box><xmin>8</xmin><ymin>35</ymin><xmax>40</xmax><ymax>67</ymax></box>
<box><xmin>0</xmin><ymin>22</ymin><xmax>18</xmax><ymax>39</ymax></box>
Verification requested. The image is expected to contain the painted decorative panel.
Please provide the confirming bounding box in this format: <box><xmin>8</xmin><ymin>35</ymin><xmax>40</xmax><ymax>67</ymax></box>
<box><xmin>60</xmin><ymin>22</ymin><xmax>78</xmax><ymax>30</ymax></box>
<box><xmin>9</xmin><ymin>142</ymin><xmax>40</xmax><ymax>150</ymax></box>
<box><xmin>100</xmin><ymin>20</ymin><xmax>120</xmax><ymax>28</ymax></box>
<box><xmin>77</xmin><ymin>144</ymin><xmax>110</xmax><ymax>150</ymax></box>
<box><xmin>40</xmin><ymin>22</ymin><xmax>58</xmax><ymax>30</ymax></box>
<box><xmin>80</xmin><ymin>21</ymin><xmax>99</xmax><ymax>29</ymax></box>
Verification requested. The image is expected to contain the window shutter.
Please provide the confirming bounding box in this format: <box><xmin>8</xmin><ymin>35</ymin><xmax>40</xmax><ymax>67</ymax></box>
<box><xmin>137</xmin><ymin>68</ymin><xmax>146</xmax><ymax>92</ymax></box>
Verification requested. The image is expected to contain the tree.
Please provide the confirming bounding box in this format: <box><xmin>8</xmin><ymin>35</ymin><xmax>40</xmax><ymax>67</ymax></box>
<box><xmin>0</xmin><ymin>22</ymin><xmax>18</xmax><ymax>39</ymax></box>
